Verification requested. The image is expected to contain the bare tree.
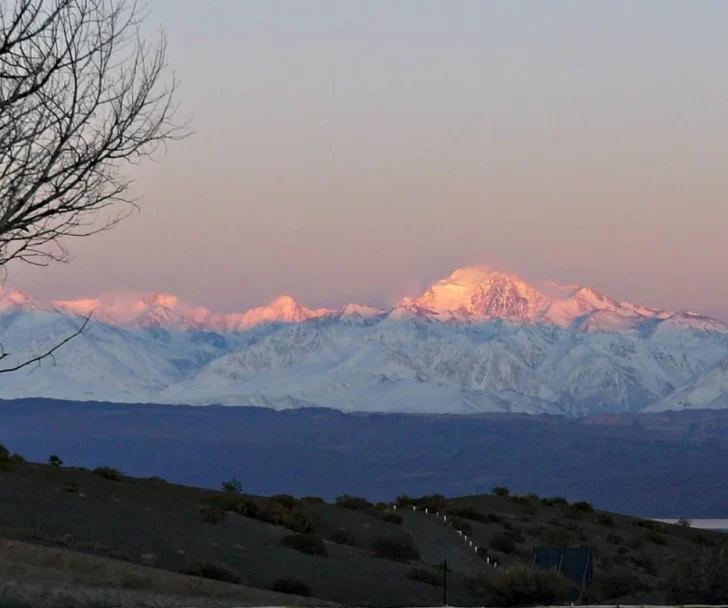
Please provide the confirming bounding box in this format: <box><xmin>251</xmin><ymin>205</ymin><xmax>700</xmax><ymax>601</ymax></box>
<box><xmin>0</xmin><ymin>0</ymin><xmax>188</xmax><ymax>372</ymax></box>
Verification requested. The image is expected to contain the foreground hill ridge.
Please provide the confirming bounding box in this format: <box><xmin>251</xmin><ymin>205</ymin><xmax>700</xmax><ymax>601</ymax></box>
<box><xmin>1</xmin><ymin>265</ymin><xmax>728</xmax><ymax>415</ymax></box>
<box><xmin>1</xmin><ymin>444</ymin><xmax>726</xmax><ymax>607</ymax></box>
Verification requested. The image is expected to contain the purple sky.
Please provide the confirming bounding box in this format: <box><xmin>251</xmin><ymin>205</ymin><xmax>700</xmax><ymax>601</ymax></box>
<box><xmin>7</xmin><ymin>1</ymin><xmax>728</xmax><ymax>320</ymax></box>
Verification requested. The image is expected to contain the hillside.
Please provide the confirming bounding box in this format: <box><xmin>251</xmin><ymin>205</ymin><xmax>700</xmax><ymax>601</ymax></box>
<box><xmin>0</xmin><ymin>445</ymin><xmax>725</xmax><ymax>607</ymax></box>
<box><xmin>2</xmin><ymin>265</ymin><xmax>728</xmax><ymax>416</ymax></box>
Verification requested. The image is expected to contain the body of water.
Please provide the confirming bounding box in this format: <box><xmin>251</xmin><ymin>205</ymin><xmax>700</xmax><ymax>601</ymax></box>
<box><xmin>657</xmin><ymin>519</ymin><xmax>728</xmax><ymax>532</ymax></box>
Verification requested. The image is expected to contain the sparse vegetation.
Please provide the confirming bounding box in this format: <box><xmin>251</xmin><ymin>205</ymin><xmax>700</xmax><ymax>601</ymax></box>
<box><xmin>483</xmin><ymin>566</ymin><xmax>572</xmax><ymax>607</ymax></box>
<box><xmin>48</xmin><ymin>454</ymin><xmax>63</xmax><ymax>467</ymax></box>
<box><xmin>372</xmin><ymin>534</ymin><xmax>420</xmax><ymax>561</ymax></box>
<box><xmin>408</xmin><ymin>566</ymin><xmax>443</xmax><ymax>587</ymax></box>
<box><xmin>198</xmin><ymin>505</ymin><xmax>226</xmax><ymax>525</ymax></box>
<box><xmin>331</xmin><ymin>527</ymin><xmax>355</xmax><ymax>545</ymax></box>
<box><xmin>179</xmin><ymin>560</ymin><xmax>245</xmax><ymax>584</ymax></box>
<box><xmin>490</xmin><ymin>532</ymin><xmax>517</xmax><ymax>554</ymax></box>
<box><xmin>92</xmin><ymin>466</ymin><xmax>123</xmax><ymax>481</ymax></box>
<box><xmin>281</xmin><ymin>533</ymin><xmax>328</xmax><ymax>557</ymax></box>
<box><xmin>677</xmin><ymin>517</ymin><xmax>692</xmax><ymax>527</ymax></box>
<box><xmin>670</xmin><ymin>544</ymin><xmax>728</xmax><ymax>604</ymax></box>
<box><xmin>492</xmin><ymin>486</ymin><xmax>510</xmax><ymax>497</ymax></box>
<box><xmin>271</xmin><ymin>577</ymin><xmax>314</xmax><ymax>596</ymax></box>
<box><xmin>380</xmin><ymin>511</ymin><xmax>403</xmax><ymax>525</ymax></box>
<box><xmin>335</xmin><ymin>494</ymin><xmax>373</xmax><ymax>510</ymax></box>
<box><xmin>221</xmin><ymin>478</ymin><xmax>243</xmax><ymax>493</ymax></box>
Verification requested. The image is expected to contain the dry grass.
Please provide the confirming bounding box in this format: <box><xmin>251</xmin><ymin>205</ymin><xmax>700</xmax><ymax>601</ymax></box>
<box><xmin>0</xmin><ymin>538</ymin><xmax>335</xmax><ymax>607</ymax></box>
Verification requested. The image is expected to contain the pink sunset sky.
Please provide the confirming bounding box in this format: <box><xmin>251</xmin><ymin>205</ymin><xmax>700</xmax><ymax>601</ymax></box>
<box><xmin>7</xmin><ymin>1</ymin><xmax>728</xmax><ymax>321</ymax></box>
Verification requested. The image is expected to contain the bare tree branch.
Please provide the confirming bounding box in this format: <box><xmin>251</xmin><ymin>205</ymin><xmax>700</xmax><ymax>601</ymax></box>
<box><xmin>0</xmin><ymin>0</ymin><xmax>189</xmax><ymax>373</ymax></box>
<box><xmin>0</xmin><ymin>313</ymin><xmax>91</xmax><ymax>373</ymax></box>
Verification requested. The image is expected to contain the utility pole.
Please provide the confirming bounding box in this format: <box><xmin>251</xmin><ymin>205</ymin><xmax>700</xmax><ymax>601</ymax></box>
<box><xmin>443</xmin><ymin>558</ymin><xmax>448</xmax><ymax>606</ymax></box>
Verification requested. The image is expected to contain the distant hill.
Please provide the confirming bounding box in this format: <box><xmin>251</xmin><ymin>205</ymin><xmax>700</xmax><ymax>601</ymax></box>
<box><xmin>2</xmin><ymin>399</ymin><xmax>728</xmax><ymax>518</ymax></box>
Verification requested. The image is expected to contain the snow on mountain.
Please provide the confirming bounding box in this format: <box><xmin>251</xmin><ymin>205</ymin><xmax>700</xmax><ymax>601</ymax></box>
<box><xmin>646</xmin><ymin>357</ymin><xmax>728</xmax><ymax>412</ymax></box>
<box><xmin>2</xmin><ymin>265</ymin><xmax>728</xmax><ymax>416</ymax></box>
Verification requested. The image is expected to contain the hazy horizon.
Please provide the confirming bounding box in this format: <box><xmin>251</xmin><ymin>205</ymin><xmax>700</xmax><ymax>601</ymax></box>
<box><xmin>6</xmin><ymin>1</ymin><xmax>728</xmax><ymax>321</ymax></box>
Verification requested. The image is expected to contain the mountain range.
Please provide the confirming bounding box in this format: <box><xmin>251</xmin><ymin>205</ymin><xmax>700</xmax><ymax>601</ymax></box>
<box><xmin>1</xmin><ymin>265</ymin><xmax>727</xmax><ymax>416</ymax></box>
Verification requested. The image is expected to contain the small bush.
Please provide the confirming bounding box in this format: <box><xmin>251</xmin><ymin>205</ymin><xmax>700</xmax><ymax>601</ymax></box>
<box><xmin>585</xmin><ymin>570</ymin><xmax>651</xmax><ymax>602</ymax></box>
<box><xmin>409</xmin><ymin>567</ymin><xmax>443</xmax><ymax>587</ymax></box>
<box><xmin>541</xmin><ymin>496</ymin><xmax>569</xmax><ymax>507</ymax></box>
<box><xmin>412</xmin><ymin>493</ymin><xmax>446</xmax><ymax>512</ymax></box>
<box><xmin>92</xmin><ymin>466</ymin><xmax>123</xmax><ymax>481</ymax></box>
<box><xmin>645</xmin><ymin>530</ymin><xmax>667</xmax><ymax>545</ymax></box>
<box><xmin>331</xmin><ymin>527</ymin><xmax>355</xmax><ymax>545</ymax></box>
<box><xmin>450</xmin><ymin>506</ymin><xmax>502</xmax><ymax>524</ymax></box>
<box><xmin>261</xmin><ymin>500</ymin><xmax>315</xmax><ymax>533</ymax></box>
<box><xmin>48</xmin><ymin>454</ymin><xmax>63</xmax><ymax>467</ymax></box>
<box><xmin>180</xmin><ymin>560</ymin><xmax>244</xmax><ymax>584</ymax></box>
<box><xmin>677</xmin><ymin>517</ymin><xmax>692</xmax><ymax>527</ymax></box>
<box><xmin>539</xmin><ymin>527</ymin><xmax>572</xmax><ymax>547</ymax></box>
<box><xmin>381</xmin><ymin>511</ymin><xmax>403</xmax><ymax>525</ymax></box>
<box><xmin>607</xmin><ymin>532</ymin><xmax>623</xmax><ymax>545</ymax></box>
<box><xmin>221</xmin><ymin>478</ymin><xmax>243</xmax><ymax>493</ymax></box>
<box><xmin>449</xmin><ymin>516</ymin><xmax>472</xmax><ymax>536</ymax></box>
<box><xmin>281</xmin><ymin>533</ymin><xmax>328</xmax><ymax>556</ymax></box>
<box><xmin>571</xmin><ymin>500</ymin><xmax>594</xmax><ymax>513</ymax></box>
<box><xmin>372</xmin><ymin>534</ymin><xmax>420</xmax><ymax>561</ymax></box>
<box><xmin>271</xmin><ymin>577</ymin><xmax>313</xmax><ymax>596</ymax></box>
<box><xmin>0</xmin><ymin>443</ymin><xmax>10</xmax><ymax>461</ymax></box>
<box><xmin>486</xmin><ymin>566</ymin><xmax>572</xmax><ymax>607</ymax></box>
<box><xmin>596</xmin><ymin>512</ymin><xmax>615</xmax><ymax>526</ymax></box>
<box><xmin>9</xmin><ymin>453</ymin><xmax>26</xmax><ymax>464</ymax></box>
<box><xmin>301</xmin><ymin>495</ymin><xmax>325</xmax><ymax>504</ymax></box>
<box><xmin>491</xmin><ymin>532</ymin><xmax>517</xmax><ymax>554</ymax></box>
<box><xmin>335</xmin><ymin>494</ymin><xmax>373</xmax><ymax>510</ymax></box>
<box><xmin>198</xmin><ymin>505</ymin><xmax>226</xmax><ymax>525</ymax></box>
<box><xmin>632</xmin><ymin>552</ymin><xmax>657</xmax><ymax>575</ymax></box>
<box><xmin>204</xmin><ymin>493</ymin><xmax>259</xmax><ymax>517</ymax></box>
<box><xmin>492</xmin><ymin>486</ymin><xmax>510</xmax><ymax>497</ymax></box>
<box><xmin>396</xmin><ymin>494</ymin><xmax>414</xmax><ymax>507</ymax></box>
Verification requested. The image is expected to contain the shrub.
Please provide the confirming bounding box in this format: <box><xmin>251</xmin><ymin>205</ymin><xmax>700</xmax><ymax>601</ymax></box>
<box><xmin>539</xmin><ymin>526</ymin><xmax>572</xmax><ymax>547</ymax></box>
<box><xmin>92</xmin><ymin>466</ymin><xmax>123</xmax><ymax>481</ymax></box>
<box><xmin>271</xmin><ymin>577</ymin><xmax>313</xmax><ymax>596</ymax></box>
<box><xmin>204</xmin><ymin>493</ymin><xmax>259</xmax><ymax>517</ymax></box>
<box><xmin>180</xmin><ymin>560</ymin><xmax>244</xmax><ymax>584</ymax></box>
<box><xmin>221</xmin><ymin>478</ymin><xmax>243</xmax><ymax>493</ymax></box>
<box><xmin>449</xmin><ymin>517</ymin><xmax>472</xmax><ymax>536</ymax></box>
<box><xmin>48</xmin><ymin>454</ymin><xmax>63</xmax><ymax>467</ymax></box>
<box><xmin>262</xmin><ymin>500</ymin><xmax>315</xmax><ymax>533</ymax></box>
<box><xmin>541</xmin><ymin>496</ymin><xmax>569</xmax><ymax>506</ymax></box>
<box><xmin>198</xmin><ymin>505</ymin><xmax>226</xmax><ymax>525</ymax></box>
<box><xmin>335</xmin><ymin>494</ymin><xmax>373</xmax><ymax>510</ymax></box>
<box><xmin>396</xmin><ymin>494</ymin><xmax>413</xmax><ymax>507</ymax></box>
<box><xmin>486</xmin><ymin>566</ymin><xmax>572</xmax><ymax>607</ymax></box>
<box><xmin>409</xmin><ymin>566</ymin><xmax>443</xmax><ymax>587</ymax></box>
<box><xmin>281</xmin><ymin>533</ymin><xmax>328</xmax><ymax>556</ymax></box>
<box><xmin>585</xmin><ymin>570</ymin><xmax>651</xmax><ymax>602</ymax></box>
<box><xmin>372</xmin><ymin>534</ymin><xmax>420</xmax><ymax>561</ymax></box>
<box><xmin>670</xmin><ymin>545</ymin><xmax>728</xmax><ymax>604</ymax></box>
<box><xmin>677</xmin><ymin>517</ymin><xmax>692</xmax><ymax>527</ymax></box>
<box><xmin>492</xmin><ymin>486</ymin><xmax>510</xmax><ymax>497</ymax></box>
<box><xmin>450</xmin><ymin>506</ymin><xmax>502</xmax><ymax>524</ymax></box>
<box><xmin>9</xmin><ymin>452</ymin><xmax>26</xmax><ymax>464</ymax></box>
<box><xmin>301</xmin><ymin>496</ymin><xmax>325</xmax><ymax>504</ymax></box>
<box><xmin>631</xmin><ymin>552</ymin><xmax>657</xmax><ymax>575</ymax></box>
<box><xmin>596</xmin><ymin>512</ymin><xmax>615</xmax><ymax>526</ymax></box>
<box><xmin>607</xmin><ymin>532</ymin><xmax>623</xmax><ymax>545</ymax></box>
<box><xmin>645</xmin><ymin>530</ymin><xmax>667</xmax><ymax>545</ymax></box>
<box><xmin>571</xmin><ymin>500</ymin><xmax>594</xmax><ymax>513</ymax></box>
<box><xmin>381</xmin><ymin>511</ymin><xmax>403</xmax><ymax>525</ymax></box>
<box><xmin>491</xmin><ymin>532</ymin><xmax>517</xmax><ymax>554</ymax></box>
<box><xmin>0</xmin><ymin>443</ymin><xmax>10</xmax><ymax>461</ymax></box>
<box><xmin>412</xmin><ymin>493</ymin><xmax>446</xmax><ymax>512</ymax></box>
<box><xmin>331</xmin><ymin>527</ymin><xmax>355</xmax><ymax>545</ymax></box>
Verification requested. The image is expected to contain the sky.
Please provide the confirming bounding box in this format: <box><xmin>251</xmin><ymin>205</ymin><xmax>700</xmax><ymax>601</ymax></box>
<box><xmin>8</xmin><ymin>1</ymin><xmax>728</xmax><ymax>320</ymax></box>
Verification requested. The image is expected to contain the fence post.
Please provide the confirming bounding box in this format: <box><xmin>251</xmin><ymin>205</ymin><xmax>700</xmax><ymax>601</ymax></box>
<box><xmin>443</xmin><ymin>558</ymin><xmax>448</xmax><ymax>606</ymax></box>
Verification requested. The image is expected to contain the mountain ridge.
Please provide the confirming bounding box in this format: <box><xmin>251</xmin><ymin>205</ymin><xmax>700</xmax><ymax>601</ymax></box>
<box><xmin>1</xmin><ymin>265</ymin><xmax>727</xmax><ymax>416</ymax></box>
